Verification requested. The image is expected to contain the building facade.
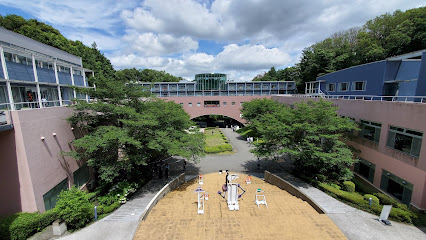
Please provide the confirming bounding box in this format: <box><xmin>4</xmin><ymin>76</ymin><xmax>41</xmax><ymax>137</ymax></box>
<box><xmin>139</xmin><ymin>73</ymin><xmax>296</xmax><ymax>98</ymax></box>
<box><xmin>0</xmin><ymin>28</ymin><xmax>92</xmax><ymax>216</ymax></box>
<box><xmin>305</xmin><ymin>49</ymin><xmax>426</xmax><ymax>103</ymax></box>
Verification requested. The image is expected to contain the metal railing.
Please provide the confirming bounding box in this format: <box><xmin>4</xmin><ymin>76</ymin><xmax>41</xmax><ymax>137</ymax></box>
<box><xmin>0</xmin><ymin>98</ymin><xmax>91</xmax><ymax>111</ymax></box>
<box><xmin>279</xmin><ymin>94</ymin><xmax>426</xmax><ymax>103</ymax></box>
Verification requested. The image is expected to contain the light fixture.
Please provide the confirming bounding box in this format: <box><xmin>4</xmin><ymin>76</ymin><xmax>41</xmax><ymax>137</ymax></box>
<box><xmin>41</xmin><ymin>137</ymin><xmax>45</xmax><ymax>140</ymax></box>
<box><xmin>386</xmin><ymin>173</ymin><xmax>390</xmax><ymax>176</ymax></box>
<box><xmin>402</xmin><ymin>181</ymin><xmax>406</xmax><ymax>185</ymax></box>
<box><xmin>52</xmin><ymin>133</ymin><xmax>57</xmax><ymax>136</ymax></box>
<box><xmin>71</xmin><ymin>127</ymin><xmax>74</xmax><ymax>130</ymax></box>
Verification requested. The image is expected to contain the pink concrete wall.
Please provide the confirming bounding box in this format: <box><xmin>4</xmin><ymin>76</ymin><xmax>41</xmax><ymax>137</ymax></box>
<box><xmin>164</xmin><ymin>96</ymin><xmax>270</xmax><ymax>124</ymax></box>
<box><xmin>0</xmin><ymin>130</ymin><xmax>21</xmax><ymax>216</ymax></box>
<box><xmin>272</xmin><ymin>96</ymin><xmax>426</xmax><ymax>209</ymax></box>
<box><xmin>9</xmin><ymin>107</ymin><xmax>81</xmax><ymax>213</ymax></box>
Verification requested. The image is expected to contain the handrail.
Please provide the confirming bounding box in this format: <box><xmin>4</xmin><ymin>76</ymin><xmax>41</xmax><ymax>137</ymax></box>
<box><xmin>278</xmin><ymin>94</ymin><xmax>426</xmax><ymax>103</ymax></box>
<box><xmin>0</xmin><ymin>98</ymin><xmax>90</xmax><ymax>111</ymax></box>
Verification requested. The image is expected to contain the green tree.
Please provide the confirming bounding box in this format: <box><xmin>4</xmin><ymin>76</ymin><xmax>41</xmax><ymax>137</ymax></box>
<box><xmin>242</xmin><ymin>99</ymin><xmax>357</xmax><ymax>180</ymax></box>
<box><xmin>67</xmin><ymin>73</ymin><xmax>205</xmax><ymax>184</ymax></box>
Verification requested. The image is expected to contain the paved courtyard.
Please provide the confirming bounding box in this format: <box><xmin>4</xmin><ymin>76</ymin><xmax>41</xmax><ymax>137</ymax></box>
<box><xmin>133</xmin><ymin>173</ymin><xmax>346</xmax><ymax>240</ymax></box>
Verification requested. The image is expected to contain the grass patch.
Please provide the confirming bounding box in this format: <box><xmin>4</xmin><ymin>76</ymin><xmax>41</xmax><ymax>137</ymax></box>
<box><xmin>204</xmin><ymin>128</ymin><xmax>233</xmax><ymax>154</ymax></box>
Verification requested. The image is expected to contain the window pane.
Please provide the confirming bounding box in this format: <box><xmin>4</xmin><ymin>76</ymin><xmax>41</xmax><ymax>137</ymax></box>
<box><xmin>411</xmin><ymin>137</ymin><xmax>422</xmax><ymax>157</ymax></box>
<box><xmin>394</xmin><ymin>133</ymin><xmax>413</xmax><ymax>154</ymax></box>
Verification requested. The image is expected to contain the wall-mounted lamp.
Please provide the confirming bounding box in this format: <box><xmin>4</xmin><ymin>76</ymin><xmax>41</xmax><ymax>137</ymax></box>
<box><xmin>368</xmin><ymin>163</ymin><xmax>372</xmax><ymax>166</ymax></box>
<box><xmin>71</xmin><ymin>127</ymin><xmax>74</xmax><ymax>130</ymax></box>
<box><xmin>53</xmin><ymin>133</ymin><xmax>57</xmax><ymax>137</ymax></box>
<box><xmin>41</xmin><ymin>137</ymin><xmax>45</xmax><ymax>140</ymax></box>
<box><xmin>402</xmin><ymin>181</ymin><xmax>406</xmax><ymax>185</ymax></box>
<box><xmin>386</xmin><ymin>173</ymin><xmax>390</xmax><ymax>176</ymax></box>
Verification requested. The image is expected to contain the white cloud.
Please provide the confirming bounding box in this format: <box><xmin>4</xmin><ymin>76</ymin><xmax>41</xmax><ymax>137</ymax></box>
<box><xmin>66</xmin><ymin>30</ymin><xmax>121</xmax><ymax>51</ymax></box>
<box><xmin>122</xmin><ymin>32</ymin><xmax>198</xmax><ymax>56</ymax></box>
<box><xmin>216</xmin><ymin>44</ymin><xmax>291</xmax><ymax>70</ymax></box>
<box><xmin>1</xmin><ymin>0</ymin><xmax>137</xmax><ymax>33</ymax></box>
<box><xmin>109</xmin><ymin>43</ymin><xmax>290</xmax><ymax>80</ymax></box>
<box><xmin>2</xmin><ymin>0</ymin><xmax>424</xmax><ymax>81</ymax></box>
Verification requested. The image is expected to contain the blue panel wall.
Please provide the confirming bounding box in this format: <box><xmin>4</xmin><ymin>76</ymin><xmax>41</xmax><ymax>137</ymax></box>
<box><xmin>73</xmin><ymin>75</ymin><xmax>84</xmax><ymax>86</ymax></box>
<box><xmin>394</xmin><ymin>61</ymin><xmax>421</xmax><ymax>81</ymax></box>
<box><xmin>0</xmin><ymin>58</ymin><xmax>3</xmax><ymax>79</ymax></box>
<box><xmin>415</xmin><ymin>52</ymin><xmax>426</xmax><ymax>97</ymax></box>
<box><xmin>398</xmin><ymin>81</ymin><xmax>417</xmax><ymax>96</ymax></box>
<box><xmin>317</xmin><ymin>61</ymin><xmax>387</xmax><ymax>96</ymax></box>
<box><xmin>6</xmin><ymin>62</ymin><xmax>35</xmax><ymax>82</ymax></box>
<box><xmin>58</xmin><ymin>72</ymin><xmax>72</xmax><ymax>85</ymax></box>
<box><xmin>37</xmin><ymin>68</ymin><xmax>56</xmax><ymax>83</ymax></box>
<box><xmin>384</xmin><ymin>61</ymin><xmax>400</xmax><ymax>81</ymax></box>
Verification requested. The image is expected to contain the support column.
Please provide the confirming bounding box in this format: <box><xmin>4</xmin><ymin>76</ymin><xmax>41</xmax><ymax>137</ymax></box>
<box><xmin>70</xmin><ymin>66</ymin><xmax>76</xmax><ymax>99</ymax></box>
<box><xmin>31</xmin><ymin>54</ymin><xmax>43</xmax><ymax>108</ymax></box>
<box><xmin>53</xmin><ymin>60</ymin><xmax>63</xmax><ymax>106</ymax></box>
<box><xmin>82</xmin><ymin>66</ymin><xmax>89</xmax><ymax>102</ymax></box>
<box><xmin>0</xmin><ymin>46</ymin><xmax>15</xmax><ymax>110</ymax></box>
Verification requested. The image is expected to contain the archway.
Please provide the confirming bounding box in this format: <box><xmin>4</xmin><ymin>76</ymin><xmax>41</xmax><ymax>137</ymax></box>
<box><xmin>191</xmin><ymin>114</ymin><xmax>244</xmax><ymax>128</ymax></box>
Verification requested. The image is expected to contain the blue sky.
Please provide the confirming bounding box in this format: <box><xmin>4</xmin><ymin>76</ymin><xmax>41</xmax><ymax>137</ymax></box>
<box><xmin>0</xmin><ymin>0</ymin><xmax>424</xmax><ymax>81</ymax></box>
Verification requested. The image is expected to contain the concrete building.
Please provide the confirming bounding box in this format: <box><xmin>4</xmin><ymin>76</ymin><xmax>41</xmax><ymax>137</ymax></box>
<box><xmin>0</xmin><ymin>27</ymin><xmax>92</xmax><ymax>216</ymax></box>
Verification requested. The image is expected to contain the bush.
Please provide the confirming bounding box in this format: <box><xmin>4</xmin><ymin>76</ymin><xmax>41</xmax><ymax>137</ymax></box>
<box><xmin>364</xmin><ymin>194</ymin><xmax>379</xmax><ymax>205</ymax></box>
<box><xmin>314</xmin><ymin>174</ymin><xmax>327</xmax><ymax>182</ymax></box>
<box><xmin>331</xmin><ymin>183</ymin><xmax>341</xmax><ymax>190</ymax></box>
<box><xmin>55</xmin><ymin>186</ymin><xmax>94</xmax><ymax>229</ymax></box>
<box><xmin>204</xmin><ymin>144</ymin><xmax>232</xmax><ymax>153</ymax></box>
<box><xmin>107</xmin><ymin>181</ymin><xmax>139</xmax><ymax>204</ymax></box>
<box><xmin>343</xmin><ymin>181</ymin><xmax>355</xmax><ymax>192</ymax></box>
<box><xmin>372</xmin><ymin>193</ymin><xmax>408</xmax><ymax>210</ymax></box>
<box><xmin>0</xmin><ymin>209</ymin><xmax>58</xmax><ymax>240</ymax></box>
<box><xmin>318</xmin><ymin>182</ymin><xmax>416</xmax><ymax>224</ymax></box>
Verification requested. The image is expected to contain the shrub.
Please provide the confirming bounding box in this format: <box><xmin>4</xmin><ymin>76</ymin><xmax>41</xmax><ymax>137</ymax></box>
<box><xmin>330</xmin><ymin>183</ymin><xmax>341</xmax><ymax>190</ymax></box>
<box><xmin>0</xmin><ymin>209</ymin><xmax>58</xmax><ymax>240</ymax></box>
<box><xmin>364</xmin><ymin>194</ymin><xmax>379</xmax><ymax>205</ymax></box>
<box><xmin>372</xmin><ymin>193</ymin><xmax>408</xmax><ymax>210</ymax></box>
<box><xmin>343</xmin><ymin>181</ymin><xmax>355</xmax><ymax>192</ymax></box>
<box><xmin>55</xmin><ymin>186</ymin><xmax>94</xmax><ymax>229</ymax></box>
<box><xmin>314</xmin><ymin>174</ymin><xmax>327</xmax><ymax>182</ymax></box>
<box><xmin>107</xmin><ymin>181</ymin><xmax>139</xmax><ymax>204</ymax></box>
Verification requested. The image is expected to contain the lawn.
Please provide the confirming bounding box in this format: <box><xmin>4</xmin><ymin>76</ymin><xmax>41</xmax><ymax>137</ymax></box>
<box><xmin>204</xmin><ymin>127</ymin><xmax>233</xmax><ymax>154</ymax></box>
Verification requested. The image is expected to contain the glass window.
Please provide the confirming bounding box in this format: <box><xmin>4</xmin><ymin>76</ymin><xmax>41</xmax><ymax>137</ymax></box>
<box><xmin>4</xmin><ymin>52</ymin><xmax>12</xmax><ymax>62</ymax></box>
<box><xmin>352</xmin><ymin>81</ymin><xmax>366</xmax><ymax>91</ymax></box>
<box><xmin>327</xmin><ymin>83</ymin><xmax>336</xmax><ymax>92</ymax></box>
<box><xmin>188</xmin><ymin>103</ymin><xmax>192</xmax><ymax>107</ymax></box>
<box><xmin>197</xmin><ymin>102</ymin><xmax>201</xmax><ymax>107</ymax></box>
<box><xmin>338</xmin><ymin>82</ymin><xmax>349</xmax><ymax>91</ymax></box>
<box><xmin>387</xmin><ymin>126</ymin><xmax>423</xmax><ymax>157</ymax></box>
<box><xmin>240</xmin><ymin>102</ymin><xmax>244</xmax><ymax>106</ymax></box>
<box><xmin>223</xmin><ymin>102</ymin><xmax>227</xmax><ymax>106</ymax></box>
<box><xmin>231</xmin><ymin>102</ymin><xmax>235</xmax><ymax>106</ymax></box>
<box><xmin>360</xmin><ymin>120</ymin><xmax>381</xmax><ymax>143</ymax></box>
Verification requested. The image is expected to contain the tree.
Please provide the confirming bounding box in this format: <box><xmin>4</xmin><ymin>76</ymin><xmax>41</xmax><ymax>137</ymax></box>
<box><xmin>241</xmin><ymin>98</ymin><xmax>357</xmax><ymax>181</ymax></box>
<box><xmin>67</xmin><ymin>73</ymin><xmax>205</xmax><ymax>185</ymax></box>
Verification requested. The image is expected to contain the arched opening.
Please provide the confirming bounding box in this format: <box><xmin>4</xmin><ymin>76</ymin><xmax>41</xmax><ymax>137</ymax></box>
<box><xmin>191</xmin><ymin>114</ymin><xmax>244</xmax><ymax>128</ymax></box>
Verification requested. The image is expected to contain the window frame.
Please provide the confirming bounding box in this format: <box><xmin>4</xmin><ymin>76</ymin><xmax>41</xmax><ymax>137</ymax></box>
<box><xmin>338</xmin><ymin>82</ymin><xmax>349</xmax><ymax>92</ymax></box>
<box><xmin>387</xmin><ymin>125</ymin><xmax>423</xmax><ymax>157</ymax></box>
<box><xmin>352</xmin><ymin>81</ymin><xmax>366</xmax><ymax>91</ymax></box>
<box><xmin>360</xmin><ymin>119</ymin><xmax>382</xmax><ymax>143</ymax></box>
<box><xmin>326</xmin><ymin>83</ymin><xmax>336</xmax><ymax>92</ymax></box>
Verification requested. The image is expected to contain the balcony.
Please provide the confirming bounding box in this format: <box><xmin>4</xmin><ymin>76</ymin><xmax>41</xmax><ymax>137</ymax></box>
<box><xmin>0</xmin><ymin>110</ymin><xmax>13</xmax><ymax>131</ymax></box>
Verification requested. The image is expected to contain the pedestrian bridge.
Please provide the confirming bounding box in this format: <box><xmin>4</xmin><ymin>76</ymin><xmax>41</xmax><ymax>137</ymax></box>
<box><xmin>164</xmin><ymin>95</ymin><xmax>270</xmax><ymax>124</ymax></box>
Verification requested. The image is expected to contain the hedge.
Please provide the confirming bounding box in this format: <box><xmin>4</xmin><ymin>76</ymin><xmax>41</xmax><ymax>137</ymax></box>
<box><xmin>204</xmin><ymin>144</ymin><xmax>232</xmax><ymax>153</ymax></box>
<box><xmin>318</xmin><ymin>182</ymin><xmax>415</xmax><ymax>223</ymax></box>
<box><xmin>343</xmin><ymin>181</ymin><xmax>355</xmax><ymax>192</ymax></box>
<box><xmin>364</xmin><ymin>194</ymin><xmax>379</xmax><ymax>205</ymax></box>
<box><xmin>0</xmin><ymin>209</ymin><xmax>58</xmax><ymax>240</ymax></box>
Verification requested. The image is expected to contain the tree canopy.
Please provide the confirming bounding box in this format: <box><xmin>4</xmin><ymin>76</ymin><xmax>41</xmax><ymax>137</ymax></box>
<box><xmin>241</xmin><ymin>98</ymin><xmax>357</xmax><ymax>180</ymax></box>
<box><xmin>67</xmin><ymin>74</ymin><xmax>205</xmax><ymax>184</ymax></box>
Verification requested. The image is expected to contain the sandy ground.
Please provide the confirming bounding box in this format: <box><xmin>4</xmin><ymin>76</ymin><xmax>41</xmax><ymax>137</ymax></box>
<box><xmin>133</xmin><ymin>173</ymin><xmax>346</xmax><ymax>240</ymax></box>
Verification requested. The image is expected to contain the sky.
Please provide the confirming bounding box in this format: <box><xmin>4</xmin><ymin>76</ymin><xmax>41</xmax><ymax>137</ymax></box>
<box><xmin>0</xmin><ymin>0</ymin><xmax>424</xmax><ymax>81</ymax></box>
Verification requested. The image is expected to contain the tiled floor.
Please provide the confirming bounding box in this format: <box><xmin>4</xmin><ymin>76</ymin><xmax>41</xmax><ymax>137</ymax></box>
<box><xmin>133</xmin><ymin>173</ymin><xmax>346</xmax><ymax>240</ymax></box>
